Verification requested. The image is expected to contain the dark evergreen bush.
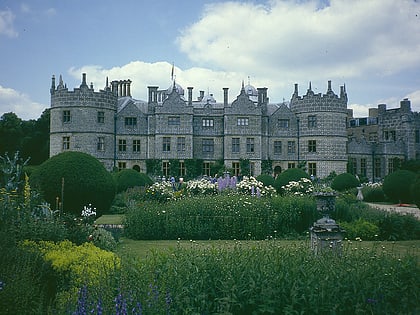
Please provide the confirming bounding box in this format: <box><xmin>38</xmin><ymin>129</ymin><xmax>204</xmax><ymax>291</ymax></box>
<box><xmin>331</xmin><ymin>172</ymin><xmax>360</xmax><ymax>192</ymax></box>
<box><xmin>382</xmin><ymin>170</ymin><xmax>416</xmax><ymax>203</ymax></box>
<box><xmin>256</xmin><ymin>174</ymin><xmax>275</xmax><ymax>187</ymax></box>
<box><xmin>362</xmin><ymin>186</ymin><xmax>386</xmax><ymax>202</ymax></box>
<box><xmin>412</xmin><ymin>174</ymin><xmax>420</xmax><ymax>209</ymax></box>
<box><xmin>114</xmin><ymin>169</ymin><xmax>152</xmax><ymax>193</ymax></box>
<box><xmin>30</xmin><ymin>151</ymin><xmax>116</xmax><ymax>216</ymax></box>
<box><xmin>273</xmin><ymin>168</ymin><xmax>309</xmax><ymax>194</ymax></box>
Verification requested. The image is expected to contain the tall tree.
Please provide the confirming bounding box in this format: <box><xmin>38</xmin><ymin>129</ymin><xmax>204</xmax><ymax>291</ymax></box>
<box><xmin>0</xmin><ymin>112</ymin><xmax>23</xmax><ymax>156</ymax></box>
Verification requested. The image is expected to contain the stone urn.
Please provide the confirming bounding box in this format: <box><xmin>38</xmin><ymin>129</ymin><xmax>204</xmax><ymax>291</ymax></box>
<box><xmin>310</xmin><ymin>192</ymin><xmax>345</xmax><ymax>254</ymax></box>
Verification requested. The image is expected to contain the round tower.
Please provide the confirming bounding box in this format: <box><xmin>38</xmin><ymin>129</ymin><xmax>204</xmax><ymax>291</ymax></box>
<box><xmin>50</xmin><ymin>73</ymin><xmax>118</xmax><ymax>170</ymax></box>
<box><xmin>290</xmin><ymin>81</ymin><xmax>348</xmax><ymax>178</ymax></box>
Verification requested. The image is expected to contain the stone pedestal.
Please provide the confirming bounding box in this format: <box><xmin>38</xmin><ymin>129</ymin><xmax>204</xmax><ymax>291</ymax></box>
<box><xmin>311</xmin><ymin>193</ymin><xmax>344</xmax><ymax>255</ymax></box>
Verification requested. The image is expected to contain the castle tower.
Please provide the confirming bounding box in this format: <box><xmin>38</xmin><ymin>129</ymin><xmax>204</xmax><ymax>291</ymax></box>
<box><xmin>49</xmin><ymin>73</ymin><xmax>118</xmax><ymax>170</ymax></box>
<box><xmin>289</xmin><ymin>81</ymin><xmax>349</xmax><ymax>178</ymax></box>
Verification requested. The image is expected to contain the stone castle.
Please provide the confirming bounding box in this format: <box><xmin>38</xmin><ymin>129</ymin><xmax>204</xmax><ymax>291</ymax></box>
<box><xmin>49</xmin><ymin>73</ymin><xmax>420</xmax><ymax>181</ymax></box>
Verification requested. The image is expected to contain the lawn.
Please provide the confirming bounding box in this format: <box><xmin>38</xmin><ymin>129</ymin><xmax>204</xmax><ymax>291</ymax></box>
<box><xmin>116</xmin><ymin>237</ymin><xmax>420</xmax><ymax>262</ymax></box>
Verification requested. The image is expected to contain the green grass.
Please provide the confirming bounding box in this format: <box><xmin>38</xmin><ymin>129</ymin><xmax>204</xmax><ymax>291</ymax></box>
<box><xmin>94</xmin><ymin>214</ymin><xmax>124</xmax><ymax>225</ymax></box>
<box><xmin>116</xmin><ymin>238</ymin><xmax>420</xmax><ymax>262</ymax></box>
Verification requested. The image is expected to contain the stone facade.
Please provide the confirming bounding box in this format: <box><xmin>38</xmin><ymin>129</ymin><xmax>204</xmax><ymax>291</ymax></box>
<box><xmin>50</xmin><ymin>73</ymin><xmax>420</xmax><ymax>181</ymax></box>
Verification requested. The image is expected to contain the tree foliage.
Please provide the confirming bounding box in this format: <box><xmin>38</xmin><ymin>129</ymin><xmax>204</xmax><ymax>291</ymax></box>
<box><xmin>114</xmin><ymin>169</ymin><xmax>152</xmax><ymax>193</ymax></box>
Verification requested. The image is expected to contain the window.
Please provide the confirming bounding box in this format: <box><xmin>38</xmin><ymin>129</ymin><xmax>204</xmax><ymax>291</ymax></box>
<box><xmin>287</xmin><ymin>141</ymin><xmax>295</xmax><ymax>154</ymax></box>
<box><xmin>388</xmin><ymin>159</ymin><xmax>396</xmax><ymax>174</ymax></box>
<box><xmin>179</xmin><ymin>161</ymin><xmax>186</xmax><ymax>176</ymax></box>
<box><xmin>125</xmin><ymin>117</ymin><xmax>137</xmax><ymax>127</ymax></box>
<box><xmin>162</xmin><ymin>161</ymin><xmax>170</xmax><ymax>177</ymax></box>
<box><xmin>232</xmin><ymin>162</ymin><xmax>240</xmax><ymax>176</ymax></box>
<box><xmin>278</xmin><ymin>119</ymin><xmax>289</xmax><ymax>128</ymax></box>
<box><xmin>62</xmin><ymin>136</ymin><xmax>70</xmax><ymax>150</ymax></box>
<box><xmin>246</xmin><ymin>138</ymin><xmax>255</xmax><ymax>153</ymax></box>
<box><xmin>118</xmin><ymin>139</ymin><xmax>127</xmax><ymax>152</ymax></box>
<box><xmin>97</xmin><ymin>111</ymin><xmax>105</xmax><ymax>123</ymax></box>
<box><xmin>63</xmin><ymin>110</ymin><xmax>71</xmax><ymax>123</ymax></box>
<box><xmin>250</xmin><ymin>162</ymin><xmax>255</xmax><ymax>177</ymax></box>
<box><xmin>202</xmin><ymin>139</ymin><xmax>214</xmax><ymax>153</ymax></box>
<box><xmin>288</xmin><ymin>162</ymin><xmax>296</xmax><ymax>169</ymax></box>
<box><xmin>274</xmin><ymin>141</ymin><xmax>282</xmax><ymax>154</ymax></box>
<box><xmin>383</xmin><ymin>130</ymin><xmax>395</xmax><ymax>141</ymax></box>
<box><xmin>203</xmin><ymin>162</ymin><xmax>211</xmax><ymax>176</ymax></box>
<box><xmin>349</xmin><ymin>157</ymin><xmax>357</xmax><ymax>175</ymax></box>
<box><xmin>308</xmin><ymin>115</ymin><xmax>317</xmax><ymax>128</ymax></box>
<box><xmin>360</xmin><ymin>158</ymin><xmax>367</xmax><ymax>177</ymax></box>
<box><xmin>97</xmin><ymin>137</ymin><xmax>105</xmax><ymax>151</ymax></box>
<box><xmin>202</xmin><ymin>118</ymin><xmax>214</xmax><ymax>127</ymax></box>
<box><xmin>374</xmin><ymin>157</ymin><xmax>381</xmax><ymax>179</ymax></box>
<box><xmin>390</xmin><ymin>130</ymin><xmax>396</xmax><ymax>141</ymax></box>
<box><xmin>177</xmin><ymin>137</ymin><xmax>186</xmax><ymax>151</ymax></box>
<box><xmin>163</xmin><ymin>137</ymin><xmax>171</xmax><ymax>152</ymax></box>
<box><xmin>308</xmin><ymin>163</ymin><xmax>317</xmax><ymax>176</ymax></box>
<box><xmin>133</xmin><ymin>139</ymin><xmax>141</xmax><ymax>153</ymax></box>
<box><xmin>168</xmin><ymin>116</ymin><xmax>180</xmax><ymax>126</ymax></box>
<box><xmin>369</xmin><ymin>132</ymin><xmax>378</xmax><ymax>142</ymax></box>
<box><xmin>308</xmin><ymin>140</ymin><xmax>316</xmax><ymax>153</ymax></box>
<box><xmin>232</xmin><ymin>138</ymin><xmax>240</xmax><ymax>153</ymax></box>
<box><xmin>118</xmin><ymin>162</ymin><xmax>126</xmax><ymax>171</ymax></box>
<box><xmin>237</xmin><ymin>117</ymin><xmax>249</xmax><ymax>126</ymax></box>
<box><xmin>415</xmin><ymin>130</ymin><xmax>420</xmax><ymax>143</ymax></box>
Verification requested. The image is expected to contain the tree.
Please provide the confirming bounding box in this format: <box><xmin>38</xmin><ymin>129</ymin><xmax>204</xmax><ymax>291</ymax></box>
<box><xmin>0</xmin><ymin>112</ymin><xmax>23</xmax><ymax>156</ymax></box>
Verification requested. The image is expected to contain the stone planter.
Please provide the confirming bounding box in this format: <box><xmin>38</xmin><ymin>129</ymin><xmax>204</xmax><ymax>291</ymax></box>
<box><xmin>311</xmin><ymin>192</ymin><xmax>344</xmax><ymax>254</ymax></box>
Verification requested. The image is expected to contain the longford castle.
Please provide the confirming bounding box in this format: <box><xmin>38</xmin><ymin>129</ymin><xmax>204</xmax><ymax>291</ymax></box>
<box><xmin>50</xmin><ymin>73</ymin><xmax>420</xmax><ymax>181</ymax></box>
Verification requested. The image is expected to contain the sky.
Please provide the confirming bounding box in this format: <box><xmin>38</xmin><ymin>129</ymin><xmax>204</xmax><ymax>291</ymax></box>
<box><xmin>0</xmin><ymin>0</ymin><xmax>420</xmax><ymax>120</ymax></box>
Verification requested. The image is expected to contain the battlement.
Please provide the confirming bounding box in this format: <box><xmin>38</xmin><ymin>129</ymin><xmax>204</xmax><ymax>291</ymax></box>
<box><xmin>289</xmin><ymin>80</ymin><xmax>348</xmax><ymax>113</ymax></box>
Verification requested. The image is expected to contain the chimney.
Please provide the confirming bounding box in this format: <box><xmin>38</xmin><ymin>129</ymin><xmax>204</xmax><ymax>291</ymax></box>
<box><xmin>81</xmin><ymin>73</ymin><xmax>88</xmax><ymax>87</ymax></box>
<box><xmin>327</xmin><ymin>80</ymin><xmax>332</xmax><ymax>92</ymax></box>
<box><xmin>199</xmin><ymin>90</ymin><xmax>204</xmax><ymax>101</ymax></box>
<box><xmin>187</xmin><ymin>87</ymin><xmax>193</xmax><ymax>105</ymax></box>
<box><xmin>111</xmin><ymin>80</ymin><xmax>119</xmax><ymax>95</ymax></box>
<box><xmin>127</xmin><ymin>80</ymin><xmax>131</xmax><ymax>97</ymax></box>
<box><xmin>223</xmin><ymin>88</ymin><xmax>229</xmax><ymax>106</ymax></box>
<box><xmin>148</xmin><ymin>86</ymin><xmax>158</xmax><ymax>104</ymax></box>
<box><xmin>50</xmin><ymin>75</ymin><xmax>56</xmax><ymax>94</ymax></box>
<box><xmin>400</xmin><ymin>98</ymin><xmax>411</xmax><ymax>112</ymax></box>
<box><xmin>294</xmin><ymin>83</ymin><xmax>298</xmax><ymax>96</ymax></box>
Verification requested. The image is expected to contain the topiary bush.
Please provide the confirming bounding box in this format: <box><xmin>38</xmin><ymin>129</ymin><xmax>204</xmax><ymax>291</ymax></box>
<box><xmin>338</xmin><ymin>219</ymin><xmax>380</xmax><ymax>241</ymax></box>
<box><xmin>273</xmin><ymin>168</ymin><xmax>310</xmax><ymax>194</ymax></box>
<box><xmin>30</xmin><ymin>151</ymin><xmax>116</xmax><ymax>216</ymax></box>
<box><xmin>382</xmin><ymin>170</ymin><xmax>417</xmax><ymax>203</ymax></box>
<box><xmin>331</xmin><ymin>173</ymin><xmax>360</xmax><ymax>192</ymax></box>
<box><xmin>114</xmin><ymin>169</ymin><xmax>152</xmax><ymax>193</ymax></box>
<box><xmin>255</xmin><ymin>174</ymin><xmax>275</xmax><ymax>187</ymax></box>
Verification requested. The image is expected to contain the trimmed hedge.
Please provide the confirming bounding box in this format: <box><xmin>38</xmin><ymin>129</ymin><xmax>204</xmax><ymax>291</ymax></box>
<box><xmin>30</xmin><ymin>151</ymin><xmax>116</xmax><ymax>216</ymax></box>
<box><xmin>331</xmin><ymin>172</ymin><xmax>360</xmax><ymax>192</ymax></box>
<box><xmin>255</xmin><ymin>174</ymin><xmax>275</xmax><ymax>187</ymax></box>
<box><xmin>382</xmin><ymin>170</ymin><xmax>417</xmax><ymax>203</ymax></box>
<box><xmin>114</xmin><ymin>169</ymin><xmax>152</xmax><ymax>193</ymax></box>
<box><xmin>273</xmin><ymin>168</ymin><xmax>310</xmax><ymax>194</ymax></box>
<box><xmin>413</xmin><ymin>174</ymin><xmax>420</xmax><ymax>209</ymax></box>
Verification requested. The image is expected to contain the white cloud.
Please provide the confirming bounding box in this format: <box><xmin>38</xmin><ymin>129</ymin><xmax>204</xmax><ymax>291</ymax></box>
<box><xmin>0</xmin><ymin>9</ymin><xmax>18</xmax><ymax>38</ymax></box>
<box><xmin>68</xmin><ymin>61</ymin><xmax>257</xmax><ymax>103</ymax></box>
<box><xmin>405</xmin><ymin>90</ymin><xmax>420</xmax><ymax>113</ymax></box>
<box><xmin>0</xmin><ymin>85</ymin><xmax>46</xmax><ymax>120</ymax></box>
<box><xmin>177</xmin><ymin>0</ymin><xmax>420</xmax><ymax>80</ymax></box>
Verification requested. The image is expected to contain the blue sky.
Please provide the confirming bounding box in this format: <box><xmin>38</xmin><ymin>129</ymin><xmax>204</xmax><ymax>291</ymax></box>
<box><xmin>1</xmin><ymin>0</ymin><xmax>420</xmax><ymax>120</ymax></box>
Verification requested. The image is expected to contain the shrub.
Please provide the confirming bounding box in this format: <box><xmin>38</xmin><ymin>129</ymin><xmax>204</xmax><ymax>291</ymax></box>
<box><xmin>362</xmin><ymin>184</ymin><xmax>386</xmax><ymax>202</ymax></box>
<box><xmin>114</xmin><ymin>169</ymin><xmax>152</xmax><ymax>193</ymax></box>
<box><xmin>339</xmin><ymin>219</ymin><xmax>380</xmax><ymax>240</ymax></box>
<box><xmin>30</xmin><ymin>151</ymin><xmax>116</xmax><ymax>216</ymax></box>
<box><xmin>331</xmin><ymin>172</ymin><xmax>360</xmax><ymax>192</ymax></box>
<box><xmin>382</xmin><ymin>170</ymin><xmax>417</xmax><ymax>203</ymax></box>
<box><xmin>411</xmin><ymin>174</ymin><xmax>420</xmax><ymax>209</ymax></box>
<box><xmin>256</xmin><ymin>174</ymin><xmax>275</xmax><ymax>187</ymax></box>
<box><xmin>273</xmin><ymin>168</ymin><xmax>310</xmax><ymax>194</ymax></box>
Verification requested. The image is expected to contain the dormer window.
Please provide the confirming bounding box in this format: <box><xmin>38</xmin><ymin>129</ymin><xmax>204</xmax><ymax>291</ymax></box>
<box><xmin>125</xmin><ymin>117</ymin><xmax>137</xmax><ymax>127</ymax></box>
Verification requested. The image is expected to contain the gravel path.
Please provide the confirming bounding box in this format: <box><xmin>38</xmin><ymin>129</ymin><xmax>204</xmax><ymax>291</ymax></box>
<box><xmin>365</xmin><ymin>202</ymin><xmax>420</xmax><ymax>219</ymax></box>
